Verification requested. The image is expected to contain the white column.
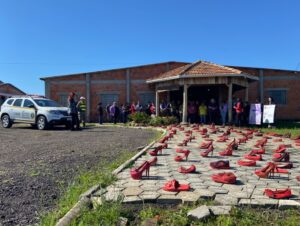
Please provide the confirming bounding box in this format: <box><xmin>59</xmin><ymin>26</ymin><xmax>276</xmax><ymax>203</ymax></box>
<box><xmin>182</xmin><ymin>84</ymin><xmax>188</xmax><ymax>124</ymax></box>
<box><xmin>155</xmin><ymin>90</ymin><xmax>159</xmax><ymax>116</ymax></box>
<box><xmin>228</xmin><ymin>82</ymin><xmax>233</xmax><ymax>123</ymax></box>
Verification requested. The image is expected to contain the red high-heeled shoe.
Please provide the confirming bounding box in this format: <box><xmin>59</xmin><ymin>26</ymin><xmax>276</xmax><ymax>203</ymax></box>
<box><xmin>274</xmin><ymin>162</ymin><xmax>293</xmax><ymax>169</ymax></box>
<box><xmin>149</xmin><ymin>146</ymin><xmax>163</xmax><ymax>156</ymax></box>
<box><xmin>264</xmin><ymin>188</ymin><xmax>292</xmax><ymax>199</ymax></box>
<box><xmin>272</xmin><ymin>152</ymin><xmax>290</xmax><ymax>162</ymax></box>
<box><xmin>219</xmin><ymin>147</ymin><xmax>233</xmax><ymax>156</ymax></box>
<box><xmin>148</xmin><ymin>157</ymin><xmax>157</xmax><ymax>166</ymax></box>
<box><xmin>200</xmin><ymin>141</ymin><xmax>213</xmax><ymax>149</ymax></box>
<box><xmin>227</xmin><ymin>139</ymin><xmax>238</xmax><ymax>150</ymax></box>
<box><xmin>238</xmin><ymin>136</ymin><xmax>247</xmax><ymax>144</ymax></box>
<box><xmin>237</xmin><ymin>159</ymin><xmax>256</xmax><ymax>167</ymax></box>
<box><xmin>130</xmin><ymin>161</ymin><xmax>151</xmax><ymax>180</ymax></box>
<box><xmin>212</xmin><ymin>172</ymin><xmax>237</xmax><ymax>184</ymax></box>
<box><xmin>200</xmin><ymin>144</ymin><xmax>214</xmax><ymax>157</ymax></box>
<box><xmin>178</xmin><ymin>165</ymin><xmax>196</xmax><ymax>174</ymax></box>
<box><xmin>217</xmin><ymin>136</ymin><xmax>228</xmax><ymax>142</ymax></box>
<box><xmin>174</xmin><ymin>150</ymin><xmax>190</xmax><ymax>162</ymax></box>
<box><xmin>255</xmin><ymin>162</ymin><xmax>275</xmax><ymax>178</ymax></box>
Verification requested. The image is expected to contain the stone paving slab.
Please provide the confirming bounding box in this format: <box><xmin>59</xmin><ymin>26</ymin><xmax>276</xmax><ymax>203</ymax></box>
<box><xmin>95</xmin><ymin>125</ymin><xmax>300</xmax><ymax>208</ymax></box>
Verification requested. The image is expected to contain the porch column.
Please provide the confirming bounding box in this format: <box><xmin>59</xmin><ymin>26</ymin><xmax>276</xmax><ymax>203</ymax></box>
<box><xmin>245</xmin><ymin>85</ymin><xmax>249</xmax><ymax>102</ymax></box>
<box><xmin>182</xmin><ymin>84</ymin><xmax>188</xmax><ymax>124</ymax></box>
<box><xmin>155</xmin><ymin>90</ymin><xmax>159</xmax><ymax>116</ymax></box>
<box><xmin>228</xmin><ymin>82</ymin><xmax>233</xmax><ymax>123</ymax></box>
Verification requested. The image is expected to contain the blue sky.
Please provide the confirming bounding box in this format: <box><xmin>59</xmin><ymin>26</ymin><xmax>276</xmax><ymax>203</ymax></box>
<box><xmin>1</xmin><ymin>0</ymin><xmax>299</xmax><ymax>94</ymax></box>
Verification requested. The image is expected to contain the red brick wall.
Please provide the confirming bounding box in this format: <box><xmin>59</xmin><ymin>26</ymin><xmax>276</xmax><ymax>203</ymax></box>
<box><xmin>0</xmin><ymin>84</ymin><xmax>25</xmax><ymax>96</ymax></box>
<box><xmin>45</xmin><ymin>63</ymin><xmax>300</xmax><ymax>121</ymax></box>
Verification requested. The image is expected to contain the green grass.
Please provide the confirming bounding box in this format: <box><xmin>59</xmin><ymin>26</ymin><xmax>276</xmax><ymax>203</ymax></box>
<box><xmin>39</xmin><ymin>151</ymin><xmax>135</xmax><ymax>226</ymax></box>
<box><xmin>137</xmin><ymin>205</ymin><xmax>300</xmax><ymax>226</ymax></box>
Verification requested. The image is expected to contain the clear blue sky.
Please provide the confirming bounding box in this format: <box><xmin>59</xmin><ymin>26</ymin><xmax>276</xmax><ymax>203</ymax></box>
<box><xmin>1</xmin><ymin>0</ymin><xmax>299</xmax><ymax>95</ymax></box>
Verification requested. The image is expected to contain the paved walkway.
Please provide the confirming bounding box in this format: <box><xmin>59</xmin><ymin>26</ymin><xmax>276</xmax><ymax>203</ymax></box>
<box><xmin>92</xmin><ymin>125</ymin><xmax>300</xmax><ymax>208</ymax></box>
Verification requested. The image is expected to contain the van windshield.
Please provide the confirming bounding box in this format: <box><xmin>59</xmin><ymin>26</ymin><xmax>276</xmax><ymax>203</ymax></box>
<box><xmin>34</xmin><ymin>99</ymin><xmax>61</xmax><ymax>107</ymax></box>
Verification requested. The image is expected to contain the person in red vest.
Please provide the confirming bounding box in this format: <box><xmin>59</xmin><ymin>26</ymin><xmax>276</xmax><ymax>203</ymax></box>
<box><xmin>233</xmin><ymin>98</ymin><xmax>244</xmax><ymax>127</ymax></box>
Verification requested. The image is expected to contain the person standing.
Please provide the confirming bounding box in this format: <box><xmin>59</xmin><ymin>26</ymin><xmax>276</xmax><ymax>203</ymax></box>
<box><xmin>199</xmin><ymin>102</ymin><xmax>207</xmax><ymax>124</ymax></box>
<box><xmin>121</xmin><ymin>103</ymin><xmax>130</xmax><ymax>123</ymax></box>
<box><xmin>77</xmin><ymin>96</ymin><xmax>86</xmax><ymax>127</ymax></box>
<box><xmin>208</xmin><ymin>98</ymin><xmax>218</xmax><ymax>124</ymax></box>
<box><xmin>130</xmin><ymin>102</ymin><xmax>136</xmax><ymax>114</ymax></box>
<box><xmin>105</xmin><ymin>103</ymin><xmax>111</xmax><ymax>122</ymax></box>
<box><xmin>68</xmin><ymin>92</ymin><xmax>80</xmax><ymax>130</ymax></box>
<box><xmin>219</xmin><ymin>100</ymin><xmax>228</xmax><ymax>126</ymax></box>
<box><xmin>97</xmin><ymin>102</ymin><xmax>104</xmax><ymax>124</ymax></box>
<box><xmin>234</xmin><ymin>98</ymin><xmax>244</xmax><ymax>127</ymax></box>
<box><xmin>110</xmin><ymin>102</ymin><xmax>119</xmax><ymax>124</ymax></box>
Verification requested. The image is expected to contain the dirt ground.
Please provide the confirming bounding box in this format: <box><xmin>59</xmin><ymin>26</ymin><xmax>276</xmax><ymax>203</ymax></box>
<box><xmin>0</xmin><ymin>125</ymin><xmax>156</xmax><ymax>226</ymax></box>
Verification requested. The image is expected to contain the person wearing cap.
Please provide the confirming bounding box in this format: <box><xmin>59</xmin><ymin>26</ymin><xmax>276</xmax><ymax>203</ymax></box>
<box><xmin>68</xmin><ymin>92</ymin><xmax>80</xmax><ymax>130</ymax></box>
<box><xmin>77</xmin><ymin>96</ymin><xmax>87</xmax><ymax>127</ymax></box>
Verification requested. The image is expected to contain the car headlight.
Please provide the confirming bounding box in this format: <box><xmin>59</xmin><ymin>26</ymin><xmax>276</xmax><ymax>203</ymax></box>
<box><xmin>48</xmin><ymin>110</ymin><xmax>60</xmax><ymax>115</ymax></box>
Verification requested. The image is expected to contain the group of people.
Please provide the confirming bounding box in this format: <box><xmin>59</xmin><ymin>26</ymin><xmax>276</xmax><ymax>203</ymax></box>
<box><xmin>96</xmin><ymin>101</ymin><xmax>156</xmax><ymax>124</ymax></box>
<box><xmin>67</xmin><ymin>92</ymin><xmax>87</xmax><ymax>130</ymax></box>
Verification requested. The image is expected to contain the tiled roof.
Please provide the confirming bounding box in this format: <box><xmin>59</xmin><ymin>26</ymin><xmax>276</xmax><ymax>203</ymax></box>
<box><xmin>147</xmin><ymin>60</ymin><xmax>250</xmax><ymax>82</ymax></box>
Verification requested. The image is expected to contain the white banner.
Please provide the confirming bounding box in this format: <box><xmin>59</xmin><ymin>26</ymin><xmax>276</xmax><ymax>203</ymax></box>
<box><xmin>263</xmin><ymin>105</ymin><xmax>276</xmax><ymax>124</ymax></box>
<box><xmin>249</xmin><ymin>104</ymin><xmax>262</xmax><ymax>125</ymax></box>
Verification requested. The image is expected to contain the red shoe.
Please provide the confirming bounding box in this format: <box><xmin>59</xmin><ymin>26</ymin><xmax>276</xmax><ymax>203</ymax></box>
<box><xmin>217</xmin><ymin>136</ymin><xmax>228</xmax><ymax>142</ymax></box>
<box><xmin>130</xmin><ymin>161</ymin><xmax>151</xmax><ymax>180</ymax></box>
<box><xmin>264</xmin><ymin>188</ymin><xmax>292</xmax><ymax>199</ymax></box>
<box><xmin>200</xmin><ymin>144</ymin><xmax>214</xmax><ymax>157</ymax></box>
<box><xmin>212</xmin><ymin>172</ymin><xmax>237</xmax><ymax>184</ymax></box>
<box><xmin>176</xmin><ymin>148</ymin><xmax>189</xmax><ymax>153</ymax></box>
<box><xmin>204</xmin><ymin>138</ymin><xmax>214</xmax><ymax>142</ymax></box>
<box><xmin>273</xmin><ymin>138</ymin><xmax>283</xmax><ymax>142</ymax></box>
<box><xmin>272</xmin><ymin>152</ymin><xmax>290</xmax><ymax>162</ymax></box>
<box><xmin>238</xmin><ymin>137</ymin><xmax>247</xmax><ymax>144</ymax></box>
<box><xmin>178</xmin><ymin>165</ymin><xmax>196</xmax><ymax>174</ymax></box>
<box><xmin>273</xmin><ymin>145</ymin><xmax>286</xmax><ymax>153</ymax></box>
<box><xmin>237</xmin><ymin>159</ymin><xmax>256</xmax><ymax>167</ymax></box>
<box><xmin>274</xmin><ymin>162</ymin><xmax>293</xmax><ymax>169</ymax></box>
<box><xmin>174</xmin><ymin>150</ymin><xmax>190</xmax><ymax>162</ymax></box>
<box><xmin>177</xmin><ymin>140</ymin><xmax>188</xmax><ymax>147</ymax></box>
<box><xmin>210</xmin><ymin>160</ymin><xmax>230</xmax><ymax>169</ymax></box>
<box><xmin>250</xmin><ymin>149</ymin><xmax>265</xmax><ymax>155</ymax></box>
<box><xmin>227</xmin><ymin>139</ymin><xmax>238</xmax><ymax>150</ymax></box>
<box><xmin>148</xmin><ymin>157</ymin><xmax>157</xmax><ymax>166</ymax></box>
<box><xmin>162</xmin><ymin>179</ymin><xmax>190</xmax><ymax>192</ymax></box>
<box><xmin>200</xmin><ymin>141</ymin><xmax>213</xmax><ymax>149</ymax></box>
<box><xmin>255</xmin><ymin>162</ymin><xmax>275</xmax><ymax>178</ymax></box>
<box><xmin>219</xmin><ymin>147</ymin><xmax>233</xmax><ymax>156</ymax></box>
<box><xmin>244</xmin><ymin>154</ymin><xmax>262</xmax><ymax>161</ymax></box>
<box><xmin>297</xmin><ymin>176</ymin><xmax>300</xmax><ymax>181</ymax></box>
<box><xmin>149</xmin><ymin>146</ymin><xmax>163</xmax><ymax>156</ymax></box>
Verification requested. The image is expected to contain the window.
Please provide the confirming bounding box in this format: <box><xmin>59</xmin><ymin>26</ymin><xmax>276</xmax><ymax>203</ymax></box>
<box><xmin>59</xmin><ymin>94</ymin><xmax>68</xmax><ymax>107</ymax></box>
<box><xmin>23</xmin><ymin>99</ymin><xmax>34</xmax><ymax>108</ymax></box>
<box><xmin>13</xmin><ymin>99</ymin><xmax>23</xmax><ymax>107</ymax></box>
<box><xmin>34</xmin><ymin>99</ymin><xmax>61</xmax><ymax>107</ymax></box>
<box><xmin>6</xmin><ymin>99</ymin><xmax>14</xmax><ymax>105</ymax></box>
<box><xmin>138</xmin><ymin>92</ymin><xmax>155</xmax><ymax>105</ymax></box>
<box><xmin>267</xmin><ymin>89</ymin><xmax>287</xmax><ymax>105</ymax></box>
<box><xmin>100</xmin><ymin>94</ymin><xmax>119</xmax><ymax>108</ymax></box>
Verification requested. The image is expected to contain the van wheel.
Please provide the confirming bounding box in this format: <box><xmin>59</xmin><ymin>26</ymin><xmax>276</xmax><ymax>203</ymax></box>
<box><xmin>1</xmin><ymin>115</ymin><xmax>12</xmax><ymax>128</ymax></box>
<box><xmin>37</xmin><ymin>116</ymin><xmax>48</xmax><ymax>130</ymax></box>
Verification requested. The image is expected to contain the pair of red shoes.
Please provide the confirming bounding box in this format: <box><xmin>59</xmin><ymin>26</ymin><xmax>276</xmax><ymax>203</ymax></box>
<box><xmin>199</xmin><ymin>141</ymin><xmax>213</xmax><ymax>149</ymax></box>
<box><xmin>237</xmin><ymin>159</ymin><xmax>256</xmax><ymax>167</ymax></box>
<box><xmin>174</xmin><ymin>150</ymin><xmax>190</xmax><ymax>162</ymax></box>
<box><xmin>149</xmin><ymin>146</ymin><xmax>163</xmax><ymax>156</ymax></box>
<box><xmin>212</xmin><ymin>172</ymin><xmax>237</xmax><ymax>184</ymax></box>
<box><xmin>264</xmin><ymin>188</ymin><xmax>292</xmax><ymax>199</ymax></box>
<box><xmin>163</xmin><ymin>179</ymin><xmax>190</xmax><ymax>192</ymax></box>
<box><xmin>200</xmin><ymin>144</ymin><xmax>214</xmax><ymax>157</ymax></box>
<box><xmin>178</xmin><ymin>165</ymin><xmax>196</xmax><ymax>174</ymax></box>
<box><xmin>227</xmin><ymin>139</ymin><xmax>238</xmax><ymax>150</ymax></box>
<box><xmin>238</xmin><ymin>136</ymin><xmax>248</xmax><ymax>144</ymax></box>
<box><xmin>244</xmin><ymin>152</ymin><xmax>262</xmax><ymax>161</ymax></box>
<box><xmin>219</xmin><ymin>147</ymin><xmax>233</xmax><ymax>156</ymax></box>
<box><xmin>255</xmin><ymin>162</ymin><xmax>290</xmax><ymax>179</ymax></box>
<box><xmin>130</xmin><ymin>161</ymin><xmax>151</xmax><ymax>180</ymax></box>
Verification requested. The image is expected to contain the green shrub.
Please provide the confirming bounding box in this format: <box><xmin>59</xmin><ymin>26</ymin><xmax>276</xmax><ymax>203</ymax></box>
<box><xmin>128</xmin><ymin>112</ymin><xmax>151</xmax><ymax>124</ymax></box>
<box><xmin>149</xmin><ymin>116</ymin><xmax>178</xmax><ymax>126</ymax></box>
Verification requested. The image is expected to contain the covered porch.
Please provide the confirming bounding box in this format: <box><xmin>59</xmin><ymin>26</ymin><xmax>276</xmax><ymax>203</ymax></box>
<box><xmin>146</xmin><ymin>60</ymin><xmax>258</xmax><ymax>124</ymax></box>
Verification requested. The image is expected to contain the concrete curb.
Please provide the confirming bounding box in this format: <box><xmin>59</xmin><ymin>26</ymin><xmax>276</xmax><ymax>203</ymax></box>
<box><xmin>55</xmin><ymin>125</ymin><xmax>167</xmax><ymax>226</ymax></box>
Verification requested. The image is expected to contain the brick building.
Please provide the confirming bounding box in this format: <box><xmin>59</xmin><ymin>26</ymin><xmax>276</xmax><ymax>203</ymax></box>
<box><xmin>0</xmin><ymin>80</ymin><xmax>26</xmax><ymax>97</ymax></box>
<box><xmin>40</xmin><ymin>60</ymin><xmax>300</xmax><ymax>121</ymax></box>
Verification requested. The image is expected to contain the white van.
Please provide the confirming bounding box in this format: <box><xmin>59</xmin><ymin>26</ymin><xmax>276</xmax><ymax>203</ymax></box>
<box><xmin>0</xmin><ymin>95</ymin><xmax>71</xmax><ymax>130</ymax></box>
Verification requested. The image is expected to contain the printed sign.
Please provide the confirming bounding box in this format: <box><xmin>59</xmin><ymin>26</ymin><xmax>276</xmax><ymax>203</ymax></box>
<box><xmin>249</xmin><ymin>104</ymin><xmax>262</xmax><ymax>125</ymax></box>
<box><xmin>263</xmin><ymin>105</ymin><xmax>276</xmax><ymax>124</ymax></box>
